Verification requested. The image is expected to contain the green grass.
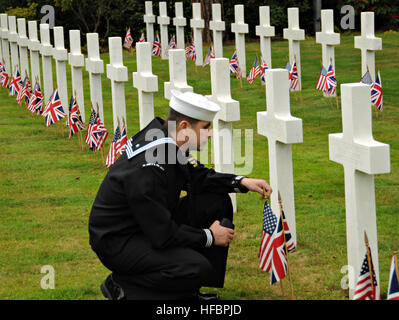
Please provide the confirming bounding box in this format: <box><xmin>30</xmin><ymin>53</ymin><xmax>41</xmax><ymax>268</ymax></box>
<box><xmin>0</xmin><ymin>31</ymin><xmax>398</xmax><ymax>300</ymax></box>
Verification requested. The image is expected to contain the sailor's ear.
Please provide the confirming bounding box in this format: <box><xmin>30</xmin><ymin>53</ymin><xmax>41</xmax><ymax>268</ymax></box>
<box><xmin>177</xmin><ymin>119</ymin><xmax>191</xmax><ymax>131</ymax></box>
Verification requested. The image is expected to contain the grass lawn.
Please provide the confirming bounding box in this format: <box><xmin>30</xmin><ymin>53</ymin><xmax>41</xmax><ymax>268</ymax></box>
<box><xmin>0</xmin><ymin>31</ymin><xmax>398</xmax><ymax>300</ymax></box>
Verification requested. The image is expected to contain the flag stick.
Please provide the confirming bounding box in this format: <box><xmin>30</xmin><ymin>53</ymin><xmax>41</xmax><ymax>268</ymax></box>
<box><xmin>279</xmin><ymin>192</ymin><xmax>295</xmax><ymax>300</ymax></box>
<box><xmin>394</xmin><ymin>241</ymin><xmax>399</xmax><ymax>286</ymax></box>
<box><xmin>335</xmin><ymin>94</ymin><xmax>340</xmax><ymax>109</ymax></box>
<box><xmin>280</xmin><ymin>279</ymin><xmax>285</xmax><ymax>299</ymax></box>
<box><xmin>364</xmin><ymin>232</ymin><xmax>376</xmax><ymax>300</ymax></box>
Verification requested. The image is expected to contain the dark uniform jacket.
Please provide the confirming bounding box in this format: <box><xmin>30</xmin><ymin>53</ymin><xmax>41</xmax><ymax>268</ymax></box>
<box><xmin>89</xmin><ymin>117</ymin><xmax>247</xmax><ymax>259</ymax></box>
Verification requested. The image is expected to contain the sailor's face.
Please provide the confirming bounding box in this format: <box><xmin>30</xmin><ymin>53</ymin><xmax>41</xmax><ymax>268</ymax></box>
<box><xmin>194</xmin><ymin>121</ymin><xmax>212</xmax><ymax>151</ymax></box>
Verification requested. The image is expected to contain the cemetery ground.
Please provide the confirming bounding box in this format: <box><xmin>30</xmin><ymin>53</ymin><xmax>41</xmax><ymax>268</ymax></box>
<box><xmin>0</xmin><ymin>31</ymin><xmax>398</xmax><ymax>300</ymax></box>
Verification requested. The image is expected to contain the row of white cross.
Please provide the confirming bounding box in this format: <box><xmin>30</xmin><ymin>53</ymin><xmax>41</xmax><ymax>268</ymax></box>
<box><xmin>144</xmin><ymin>2</ymin><xmax>382</xmax><ymax>92</ymax></box>
<box><xmin>0</xmin><ymin>8</ymin><xmax>390</xmax><ymax>299</ymax></box>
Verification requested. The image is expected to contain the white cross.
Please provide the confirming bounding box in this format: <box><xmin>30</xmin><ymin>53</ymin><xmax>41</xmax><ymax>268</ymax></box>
<box><xmin>209</xmin><ymin>3</ymin><xmax>225</xmax><ymax>58</ymax></box>
<box><xmin>206</xmin><ymin>58</ymin><xmax>240</xmax><ymax>213</ymax></box>
<box><xmin>144</xmin><ymin>1</ymin><xmax>156</xmax><ymax>46</ymax></box>
<box><xmin>354</xmin><ymin>12</ymin><xmax>382</xmax><ymax>82</ymax></box>
<box><xmin>0</xmin><ymin>14</ymin><xmax>10</xmax><ymax>74</ymax></box>
<box><xmin>257</xmin><ymin>69</ymin><xmax>303</xmax><ymax>247</ymax></box>
<box><xmin>231</xmin><ymin>5</ymin><xmax>248</xmax><ymax>77</ymax></box>
<box><xmin>17</xmin><ymin>18</ymin><xmax>29</xmax><ymax>79</ymax></box>
<box><xmin>53</xmin><ymin>26</ymin><xmax>69</xmax><ymax>116</ymax></box>
<box><xmin>39</xmin><ymin>24</ymin><xmax>54</xmax><ymax>102</ymax></box>
<box><xmin>283</xmin><ymin>8</ymin><xmax>305</xmax><ymax>91</ymax></box>
<box><xmin>316</xmin><ymin>10</ymin><xmax>340</xmax><ymax>97</ymax></box>
<box><xmin>133</xmin><ymin>42</ymin><xmax>158</xmax><ymax>130</ymax></box>
<box><xmin>28</xmin><ymin>21</ymin><xmax>42</xmax><ymax>86</ymax></box>
<box><xmin>255</xmin><ymin>6</ymin><xmax>275</xmax><ymax>69</ymax></box>
<box><xmin>190</xmin><ymin>2</ymin><xmax>204</xmax><ymax>66</ymax></box>
<box><xmin>7</xmin><ymin>16</ymin><xmax>19</xmax><ymax>74</ymax></box>
<box><xmin>329</xmin><ymin>83</ymin><xmax>390</xmax><ymax>300</ymax></box>
<box><xmin>106</xmin><ymin>37</ymin><xmax>128</xmax><ymax>132</ymax></box>
<box><xmin>164</xmin><ymin>49</ymin><xmax>193</xmax><ymax>100</ymax></box>
<box><xmin>0</xmin><ymin>16</ymin><xmax>3</xmax><ymax>62</ymax></box>
<box><xmin>157</xmin><ymin>2</ymin><xmax>170</xmax><ymax>60</ymax></box>
<box><xmin>173</xmin><ymin>2</ymin><xmax>186</xmax><ymax>50</ymax></box>
<box><xmin>68</xmin><ymin>30</ymin><xmax>86</xmax><ymax>122</ymax></box>
<box><xmin>86</xmin><ymin>33</ymin><xmax>105</xmax><ymax>123</ymax></box>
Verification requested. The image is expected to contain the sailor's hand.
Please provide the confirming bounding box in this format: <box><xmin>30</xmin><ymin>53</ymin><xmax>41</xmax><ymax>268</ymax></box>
<box><xmin>209</xmin><ymin>220</ymin><xmax>234</xmax><ymax>247</ymax></box>
<box><xmin>240</xmin><ymin>178</ymin><xmax>272</xmax><ymax>200</ymax></box>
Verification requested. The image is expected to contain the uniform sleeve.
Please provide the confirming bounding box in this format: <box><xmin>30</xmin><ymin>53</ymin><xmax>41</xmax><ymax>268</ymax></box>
<box><xmin>124</xmin><ymin>166</ymin><xmax>208</xmax><ymax>250</ymax></box>
<box><xmin>188</xmin><ymin>160</ymin><xmax>249</xmax><ymax>195</ymax></box>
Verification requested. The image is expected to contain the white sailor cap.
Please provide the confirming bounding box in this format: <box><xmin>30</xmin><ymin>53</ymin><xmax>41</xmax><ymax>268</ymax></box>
<box><xmin>169</xmin><ymin>90</ymin><xmax>220</xmax><ymax>122</ymax></box>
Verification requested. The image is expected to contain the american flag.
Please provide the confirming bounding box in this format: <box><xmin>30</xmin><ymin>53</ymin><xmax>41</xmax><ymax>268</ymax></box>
<box><xmin>139</xmin><ymin>33</ymin><xmax>145</xmax><ymax>43</ymax></box>
<box><xmin>229</xmin><ymin>51</ymin><xmax>239</xmax><ymax>74</ymax></box>
<box><xmin>23</xmin><ymin>76</ymin><xmax>32</xmax><ymax>106</ymax></box>
<box><xmin>371</xmin><ymin>71</ymin><xmax>383</xmax><ymax>112</ymax></box>
<box><xmin>0</xmin><ymin>62</ymin><xmax>9</xmax><ymax>88</ymax></box>
<box><xmin>9</xmin><ymin>68</ymin><xmax>22</xmax><ymax>96</ymax></box>
<box><xmin>43</xmin><ymin>89</ymin><xmax>66</xmax><ymax>127</ymax></box>
<box><xmin>289</xmin><ymin>60</ymin><xmax>299</xmax><ymax>90</ymax></box>
<box><xmin>326</xmin><ymin>63</ymin><xmax>337</xmax><ymax>95</ymax></box>
<box><xmin>16</xmin><ymin>76</ymin><xmax>27</xmax><ymax>104</ymax></box>
<box><xmin>67</xmin><ymin>95</ymin><xmax>85</xmax><ymax>138</ymax></box>
<box><xmin>117</xmin><ymin>122</ymin><xmax>127</xmax><ymax>155</ymax></box>
<box><xmin>123</xmin><ymin>28</ymin><xmax>134</xmax><ymax>49</ymax></box>
<box><xmin>185</xmin><ymin>41</ymin><xmax>196</xmax><ymax>61</ymax></box>
<box><xmin>353</xmin><ymin>252</ymin><xmax>378</xmax><ymax>300</ymax></box>
<box><xmin>387</xmin><ymin>254</ymin><xmax>399</xmax><ymax>300</ymax></box>
<box><xmin>315</xmin><ymin>66</ymin><xmax>328</xmax><ymax>91</ymax></box>
<box><xmin>202</xmin><ymin>45</ymin><xmax>215</xmax><ymax>67</ymax></box>
<box><xmin>27</xmin><ymin>81</ymin><xmax>43</xmax><ymax>114</ymax></box>
<box><xmin>106</xmin><ymin>125</ymin><xmax>121</xmax><ymax>168</ymax></box>
<box><xmin>258</xmin><ymin>201</ymin><xmax>295</xmax><ymax>285</ymax></box>
<box><xmin>91</xmin><ymin>116</ymin><xmax>108</xmax><ymax>151</ymax></box>
<box><xmin>247</xmin><ymin>57</ymin><xmax>262</xmax><ymax>84</ymax></box>
<box><xmin>85</xmin><ymin>108</ymin><xmax>98</xmax><ymax>145</ymax></box>
<box><xmin>166</xmin><ymin>35</ymin><xmax>176</xmax><ymax>56</ymax></box>
<box><xmin>260</xmin><ymin>57</ymin><xmax>269</xmax><ymax>83</ymax></box>
<box><xmin>152</xmin><ymin>33</ymin><xmax>161</xmax><ymax>56</ymax></box>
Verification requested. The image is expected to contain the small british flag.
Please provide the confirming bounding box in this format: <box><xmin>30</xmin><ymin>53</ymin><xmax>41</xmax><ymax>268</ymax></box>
<box><xmin>152</xmin><ymin>33</ymin><xmax>161</xmax><ymax>56</ymax></box>
<box><xmin>43</xmin><ymin>89</ymin><xmax>66</xmax><ymax>127</ymax></box>
<box><xmin>371</xmin><ymin>71</ymin><xmax>383</xmax><ymax>112</ymax></box>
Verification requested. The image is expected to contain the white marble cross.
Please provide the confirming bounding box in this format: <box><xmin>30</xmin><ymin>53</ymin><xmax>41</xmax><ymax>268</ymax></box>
<box><xmin>106</xmin><ymin>37</ymin><xmax>128</xmax><ymax>132</ymax></box>
<box><xmin>231</xmin><ymin>5</ymin><xmax>248</xmax><ymax>77</ymax></box>
<box><xmin>257</xmin><ymin>69</ymin><xmax>303</xmax><ymax>246</ymax></box>
<box><xmin>28</xmin><ymin>21</ymin><xmax>41</xmax><ymax>86</ymax></box>
<box><xmin>354</xmin><ymin>12</ymin><xmax>382</xmax><ymax>82</ymax></box>
<box><xmin>329</xmin><ymin>83</ymin><xmax>390</xmax><ymax>300</ymax></box>
<box><xmin>173</xmin><ymin>2</ymin><xmax>186</xmax><ymax>50</ymax></box>
<box><xmin>7</xmin><ymin>16</ymin><xmax>19</xmax><ymax>73</ymax></box>
<box><xmin>17</xmin><ymin>18</ymin><xmax>29</xmax><ymax>79</ymax></box>
<box><xmin>53</xmin><ymin>26</ymin><xmax>69</xmax><ymax>116</ymax></box>
<box><xmin>39</xmin><ymin>24</ymin><xmax>54</xmax><ymax>102</ymax></box>
<box><xmin>206</xmin><ymin>58</ymin><xmax>240</xmax><ymax>212</ymax></box>
<box><xmin>86</xmin><ymin>33</ymin><xmax>105</xmax><ymax>123</ymax></box>
<box><xmin>209</xmin><ymin>3</ymin><xmax>225</xmax><ymax>58</ymax></box>
<box><xmin>255</xmin><ymin>6</ymin><xmax>275</xmax><ymax>69</ymax></box>
<box><xmin>68</xmin><ymin>30</ymin><xmax>85</xmax><ymax>122</ymax></box>
<box><xmin>190</xmin><ymin>2</ymin><xmax>204</xmax><ymax>66</ymax></box>
<box><xmin>0</xmin><ymin>14</ymin><xmax>10</xmax><ymax>73</ymax></box>
<box><xmin>164</xmin><ymin>49</ymin><xmax>193</xmax><ymax>100</ymax></box>
<box><xmin>133</xmin><ymin>42</ymin><xmax>158</xmax><ymax>130</ymax></box>
<box><xmin>144</xmin><ymin>1</ymin><xmax>156</xmax><ymax>46</ymax></box>
<box><xmin>283</xmin><ymin>8</ymin><xmax>305</xmax><ymax>91</ymax></box>
<box><xmin>316</xmin><ymin>10</ymin><xmax>340</xmax><ymax>97</ymax></box>
<box><xmin>157</xmin><ymin>2</ymin><xmax>170</xmax><ymax>60</ymax></box>
<box><xmin>0</xmin><ymin>19</ymin><xmax>3</xmax><ymax>62</ymax></box>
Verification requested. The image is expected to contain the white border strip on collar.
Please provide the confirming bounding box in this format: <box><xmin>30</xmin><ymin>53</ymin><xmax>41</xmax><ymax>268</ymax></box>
<box><xmin>125</xmin><ymin>137</ymin><xmax>177</xmax><ymax>160</ymax></box>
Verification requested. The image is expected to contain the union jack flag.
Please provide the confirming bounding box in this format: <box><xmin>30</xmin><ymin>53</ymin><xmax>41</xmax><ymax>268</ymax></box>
<box><xmin>16</xmin><ymin>76</ymin><xmax>31</xmax><ymax>105</ymax></box>
<box><xmin>90</xmin><ymin>116</ymin><xmax>108</xmax><ymax>151</ymax></box>
<box><xmin>152</xmin><ymin>33</ymin><xmax>161</xmax><ymax>56</ymax></box>
<box><xmin>258</xmin><ymin>201</ymin><xmax>295</xmax><ymax>285</ymax></box>
<box><xmin>326</xmin><ymin>63</ymin><xmax>337</xmax><ymax>95</ymax></box>
<box><xmin>247</xmin><ymin>57</ymin><xmax>262</xmax><ymax>84</ymax></box>
<box><xmin>16</xmin><ymin>76</ymin><xmax>27</xmax><ymax>104</ymax></box>
<box><xmin>371</xmin><ymin>71</ymin><xmax>383</xmax><ymax>112</ymax></box>
<box><xmin>0</xmin><ymin>62</ymin><xmax>9</xmax><ymax>88</ymax></box>
<box><xmin>166</xmin><ymin>35</ymin><xmax>176</xmax><ymax>56</ymax></box>
<box><xmin>67</xmin><ymin>95</ymin><xmax>85</xmax><ymax>138</ymax></box>
<box><xmin>260</xmin><ymin>56</ymin><xmax>269</xmax><ymax>83</ymax></box>
<box><xmin>353</xmin><ymin>252</ymin><xmax>378</xmax><ymax>300</ymax></box>
<box><xmin>9</xmin><ymin>68</ymin><xmax>22</xmax><ymax>96</ymax></box>
<box><xmin>387</xmin><ymin>254</ymin><xmax>399</xmax><ymax>300</ymax></box>
<box><xmin>43</xmin><ymin>89</ymin><xmax>66</xmax><ymax>127</ymax></box>
<box><xmin>106</xmin><ymin>125</ymin><xmax>121</xmax><ymax>168</ymax></box>
<box><xmin>139</xmin><ymin>33</ymin><xmax>145</xmax><ymax>43</ymax></box>
<box><xmin>117</xmin><ymin>122</ymin><xmax>127</xmax><ymax>155</ymax></box>
<box><xmin>27</xmin><ymin>81</ymin><xmax>42</xmax><ymax>114</ymax></box>
<box><xmin>123</xmin><ymin>28</ymin><xmax>134</xmax><ymax>49</ymax></box>
<box><xmin>289</xmin><ymin>60</ymin><xmax>299</xmax><ymax>90</ymax></box>
<box><xmin>229</xmin><ymin>51</ymin><xmax>239</xmax><ymax>74</ymax></box>
<box><xmin>202</xmin><ymin>45</ymin><xmax>215</xmax><ymax>67</ymax></box>
<box><xmin>85</xmin><ymin>108</ymin><xmax>98</xmax><ymax>145</ymax></box>
<box><xmin>315</xmin><ymin>66</ymin><xmax>328</xmax><ymax>92</ymax></box>
<box><xmin>185</xmin><ymin>41</ymin><xmax>196</xmax><ymax>61</ymax></box>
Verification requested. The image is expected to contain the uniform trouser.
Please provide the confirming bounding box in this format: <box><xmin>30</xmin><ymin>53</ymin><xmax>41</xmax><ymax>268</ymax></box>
<box><xmin>99</xmin><ymin>192</ymin><xmax>234</xmax><ymax>299</ymax></box>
